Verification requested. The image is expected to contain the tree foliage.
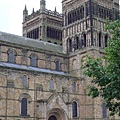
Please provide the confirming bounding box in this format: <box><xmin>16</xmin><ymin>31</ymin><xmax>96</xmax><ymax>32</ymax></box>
<box><xmin>81</xmin><ymin>20</ymin><xmax>120</xmax><ymax>116</ymax></box>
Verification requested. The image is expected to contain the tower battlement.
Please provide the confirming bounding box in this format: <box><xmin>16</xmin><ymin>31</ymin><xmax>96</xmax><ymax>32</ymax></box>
<box><xmin>23</xmin><ymin>1</ymin><xmax>63</xmax><ymax>45</ymax></box>
<box><xmin>24</xmin><ymin>9</ymin><xmax>62</xmax><ymax>22</ymax></box>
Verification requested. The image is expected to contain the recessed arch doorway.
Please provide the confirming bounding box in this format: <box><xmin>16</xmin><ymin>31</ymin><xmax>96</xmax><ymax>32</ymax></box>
<box><xmin>47</xmin><ymin>108</ymin><xmax>67</xmax><ymax>120</ymax></box>
<box><xmin>48</xmin><ymin>115</ymin><xmax>57</xmax><ymax>120</ymax></box>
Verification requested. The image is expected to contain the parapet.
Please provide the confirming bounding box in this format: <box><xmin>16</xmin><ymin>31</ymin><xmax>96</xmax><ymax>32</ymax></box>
<box><xmin>24</xmin><ymin>9</ymin><xmax>62</xmax><ymax>22</ymax></box>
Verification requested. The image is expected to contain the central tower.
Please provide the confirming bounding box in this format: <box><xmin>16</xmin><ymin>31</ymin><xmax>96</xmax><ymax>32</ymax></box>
<box><xmin>62</xmin><ymin>1</ymin><xmax>119</xmax><ymax>119</ymax></box>
<box><xmin>62</xmin><ymin>0</ymin><xmax>119</xmax><ymax>53</ymax></box>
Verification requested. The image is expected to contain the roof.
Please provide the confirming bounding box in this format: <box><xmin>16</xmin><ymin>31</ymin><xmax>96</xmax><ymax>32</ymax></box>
<box><xmin>0</xmin><ymin>31</ymin><xmax>63</xmax><ymax>54</ymax></box>
<box><xmin>0</xmin><ymin>62</ymin><xmax>74</xmax><ymax>77</ymax></box>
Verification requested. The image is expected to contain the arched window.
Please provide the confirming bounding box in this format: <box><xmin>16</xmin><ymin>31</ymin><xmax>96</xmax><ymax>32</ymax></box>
<box><xmin>55</xmin><ymin>61</ymin><xmax>60</xmax><ymax>71</ymax></box>
<box><xmin>30</xmin><ymin>54</ymin><xmax>37</xmax><ymax>67</ymax></box>
<box><xmin>21</xmin><ymin>98</ymin><xmax>27</xmax><ymax>116</ymax></box>
<box><xmin>83</xmin><ymin>33</ymin><xmax>86</xmax><ymax>47</ymax></box>
<box><xmin>72</xmin><ymin>101</ymin><xmax>78</xmax><ymax>117</ymax></box>
<box><xmin>102</xmin><ymin>103</ymin><xmax>107</xmax><ymax>118</ymax></box>
<box><xmin>72</xmin><ymin>82</ymin><xmax>76</xmax><ymax>92</ymax></box>
<box><xmin>22</xmin><ymin>75</ymin><xmax>27</xmax><ymax>87</ymax></box>
<box><xmin>105</xmin><ymin>35</ymin><xmax>108</xmax><ymax>47</ymax></box>
<box><xmin>69</xmin><ymin>13</ymin><xmax>71</xmax><ymax>24</ymax></box>
<box><xmin>69</xmin><ymin>39</ymin><xmax>72</xmax><ymax>52</ymax></box>
<box><xmin>99</xmin><ymin>32</ymin><xmax>102</xmax><ymax>47</ymax></box>
<box><xmin>76</xmin><ymin>36</ymin><xmax>79</xmax><ymax>49</ymax></box>
<box><xmin>49</xmin><ymin>79</ymin><xmax>54</xmax><ymax>89</ymax></box>
<box><xmin>8</xmin><ymin>50</ymin><xmax>16</xmax><ymax>63</ymax></box>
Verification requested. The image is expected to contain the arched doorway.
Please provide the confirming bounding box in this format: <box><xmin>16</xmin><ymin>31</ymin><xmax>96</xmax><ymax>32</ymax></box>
<box><xmin>47</xmin><ymin>108</ymin><xmax>67</xmax><ymax>120</ymax></box>
<box><xmin>48</xmin><ymin>115</ymin><xmax>57</xmax><ymax>120</ymax></box>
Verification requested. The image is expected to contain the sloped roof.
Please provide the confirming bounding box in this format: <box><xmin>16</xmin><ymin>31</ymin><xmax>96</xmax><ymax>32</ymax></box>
<box><xmin>0</xmin><ymin>62</ymin><xmax>66</xmax><ymax>75</ymax></box>
<box><xmin>0</xmin><ymin>31</ymin><xmax>63</xmax><ymax>54</ymax></box>
<box><xmin>0</xmin><ymin>62</ymin><xmax>79</xmax><ymax>78</ymax></box>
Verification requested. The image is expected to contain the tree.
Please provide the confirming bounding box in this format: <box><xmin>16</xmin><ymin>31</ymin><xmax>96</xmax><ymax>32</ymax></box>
<box><xmin>81</xmin><ymin>20</ymin><xmax>120</xmax><ymax>116</ymax></box>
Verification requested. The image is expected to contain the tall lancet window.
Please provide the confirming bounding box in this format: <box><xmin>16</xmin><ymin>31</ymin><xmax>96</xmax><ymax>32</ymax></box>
<box><xmin>105</xmin><ymin>35</ymin><xmax>108</xmax><ymax>47</ymax></box>
<box><xmin>83</xmin><ymin>33</ymin><xmax>86</xmax><ymax>47</ymax></box>
<box><xmin>55</xmin><ymin>61</ymin><xmax>60</xmax><ymax>71</ymax></box>
<box><xmin>99</xmin><ymin>32</ymin><xmax>102</xmax><ymax>47</ymax></box>
<box><xmin>22</xmin><ymin>75</ymin><xmax>27</xmax><ymax>87</ymax></box>
<box><xmin>21</xmin><ymin>98</ymin><xmax>27</xmax><ymax>116</ymax></box>
<box><xmin>102</xmin><ymin>103</ymin><xmax>107</xmax><ymax>118</ymax></box>
<box><xmin>49</xmin><ymin>79</ymin><xmax>54</xmax><ymax>89</ymax></box>
<box><xmin>69</xmin><ymin>39</ymin><xmax>72</xmax><ymax>52</ymax></box>
<box><xmin>72</xmin><ymin>101</ymin><xmax>78</xmax><ymax>117</ymax></box>
<box><xmin>72</xmin><ymin>82</ymin><xmax>76</xmax><ymax>92</ymax></box>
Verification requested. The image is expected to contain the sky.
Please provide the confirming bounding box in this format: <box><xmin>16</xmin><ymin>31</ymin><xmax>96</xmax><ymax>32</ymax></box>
<box><xmin>0</xmin><ymin>0</ymin><xmax>119</xmax><ymax>36</ymax></box>
<box><xmin>0</xmin><ymin>0</ymin><xmax>62</xmax><ymax>36</ymax></box>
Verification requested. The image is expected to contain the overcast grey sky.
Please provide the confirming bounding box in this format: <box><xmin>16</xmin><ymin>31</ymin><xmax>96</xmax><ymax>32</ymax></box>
<box><xmin>0</xmin><ymin>0</ymin><xmax>62</xmax><ymax>36</ymax></box>
<box><xmin>0</xmin><ymin>0</ymin><xmax>119</xmax><ymax>36</ymax></box>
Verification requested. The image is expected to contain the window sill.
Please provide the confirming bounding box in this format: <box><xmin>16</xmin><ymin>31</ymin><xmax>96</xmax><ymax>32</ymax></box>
<box><xmin>20</xmin><ymin>114</ymin><xmax>30</xmax><ymax>117</ymax></box>
<box><xmin>22</xmin><ymin>86</ymin><xmax>29</xmax><ymax>89</ymax></box>
<box><xmin>72</xmin><ymin>117</ymin><xmax>79</xmax><ymax>119</ymax></box>
<box><xmin>49</xmin><ymin>89</ymin><xmax>56</xmax><ymax>92</ymax></box>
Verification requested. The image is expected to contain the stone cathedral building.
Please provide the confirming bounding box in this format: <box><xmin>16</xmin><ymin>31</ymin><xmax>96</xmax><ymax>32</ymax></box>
<box><xmin>0</xmin><ymin>0</ymin><xmax>119</xmax><ymax>120</ymax></box>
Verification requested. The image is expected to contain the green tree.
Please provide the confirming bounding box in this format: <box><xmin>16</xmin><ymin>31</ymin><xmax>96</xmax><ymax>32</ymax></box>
<box><xmin>82</xmin><ymin>20</ymin><xmax>120</xmax><ymax>116</ymax></box>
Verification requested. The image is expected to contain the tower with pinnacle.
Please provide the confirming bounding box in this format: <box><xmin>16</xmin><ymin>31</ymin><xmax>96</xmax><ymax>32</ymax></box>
<box><xmin>40</xmin><ymin>0</ymin><xmax>46</xmax><ymax>12</ymax></box>
<box><xmin>23</xmin><ymin>5</ymin><xmax>28</xmax><ymax>22</ymax></box>
<box><xmin>22</xmin><ymin>0</ymin><xmax>62</xmax><ymax>45</ymax></box>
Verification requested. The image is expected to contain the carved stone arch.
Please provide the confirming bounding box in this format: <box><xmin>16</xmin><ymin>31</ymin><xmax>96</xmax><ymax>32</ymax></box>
<box><xmin>29</xmin><ymin>53</ymin><xmax>38</xmax><ymax>59</ymax></box>
<box><xmin>7</xmin><ymin>48</ymin><xmax>17</xmax><ymax>56</ymax></box>
<box><xmin>71</xmin><ymin>97</ymin><xmax>80</xmax><ymax>103</ymax></box>
<box><xmin>54</xmin><ymin>58</ymin><xmax>60</xmax><ymax>63</ymax></box>
<box><xmin>21</xmin><ymin>73</ymin><xmax>28</xmax><ymax>78</ymax></box>
<box><xmin>47</xmin><ymin>108</ymin><xmax>68</xmax><ymax>120</ymax></box>
<box><xmin>18</xmin><ymin>93</ymin><xmax>32</xmax><ymax>103</ymax></box>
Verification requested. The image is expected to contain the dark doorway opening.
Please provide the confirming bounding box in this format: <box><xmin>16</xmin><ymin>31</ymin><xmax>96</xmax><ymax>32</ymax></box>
<box><xmin>48</xmin><ymin>115</ymin><xmax>57</xmax><ymax>120</ymax></box>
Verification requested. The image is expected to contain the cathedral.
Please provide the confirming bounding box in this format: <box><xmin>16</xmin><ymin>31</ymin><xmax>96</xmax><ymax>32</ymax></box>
<box><xmin>0</xmin><ymin>0</ymin><xmax>119</xmax><ymax>120</ymax></box>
